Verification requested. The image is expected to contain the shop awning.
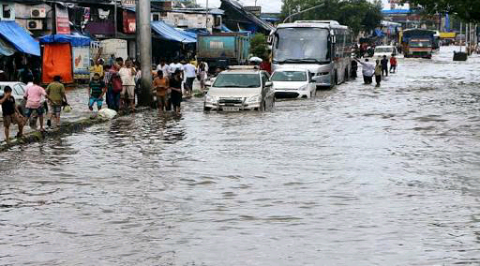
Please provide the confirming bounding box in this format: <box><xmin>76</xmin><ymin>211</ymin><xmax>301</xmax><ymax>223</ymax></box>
<box><xmin>151</xmin><ymin>21</ymin><xmax>197</xmax><ymax>43</ymax></box>
<box><xmin>0</xmin><ymin>21</ymin><xmax>40</xmax><ymax>56</ymax></box>
<box><xmin>39</xmin><ymin>34</ymin><xmax>91</xmax><ymax>47</ymax></box>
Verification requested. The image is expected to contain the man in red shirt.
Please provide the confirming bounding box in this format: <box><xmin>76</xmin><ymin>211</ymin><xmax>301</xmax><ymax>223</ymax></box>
<box><xmin>390</xmin><ymin>55</ymin><xmax>398</xmax><ymax>73</ymax></box>
<box><xmin>259</xmin><ymin>58</ymin><xmax>272</xmax><ymax>74</ymax></box>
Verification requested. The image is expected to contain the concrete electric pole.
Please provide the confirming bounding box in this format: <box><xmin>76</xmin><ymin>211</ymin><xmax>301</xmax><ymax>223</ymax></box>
<box><xmin>136</xmin><ymin>0</ymin><xmax>153</xmax><ymax>106</ymax></box>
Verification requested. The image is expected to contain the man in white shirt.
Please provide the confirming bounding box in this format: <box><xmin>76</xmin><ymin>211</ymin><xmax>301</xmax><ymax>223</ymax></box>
<box><xmin>355</xmin><ymin>58</ymin><xmax>375</xmax><ymax>84</ymax></box>
<box><xmin>118</xmin><ymin>59</ymin><xmax>137</xmax><ymax>111</ymax></box>
<box><xmin>156</xmin><ymin>59</ymin><xmax>169</xmax><ymax>77</ymax></box>
<box><xmin>169</xmin><ymin>59</ymin><xmax>183</xmax><ymax>76</ymax></box>
<box><xmin>202</xmin><ymin>61</ymin><xmax>209</xmax><ymax>73</ymax></box>
<box><xmin>183</xmin><ymin>61</ymin><xmax>197</xmax><ymax>97</ymax></box>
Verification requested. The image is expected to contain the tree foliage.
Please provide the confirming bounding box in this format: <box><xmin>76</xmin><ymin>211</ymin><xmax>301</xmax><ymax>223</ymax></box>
<box><xmin>280</xmin><ymin>0</ymin><xmax>383</xmax><ymax>34</ymax></box>
<box><xmin>406</xmin><ymin>0</ymin><xmax>480</xmax><ymax>22</ymax></box>
<box><xmin>250</xmin><ymin>34</ymin><xmax>269</xmax><ymax>59</ymax></box>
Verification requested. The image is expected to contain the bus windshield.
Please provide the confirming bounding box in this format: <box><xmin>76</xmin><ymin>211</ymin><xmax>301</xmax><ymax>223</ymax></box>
<box><xmin>273</xmin><ymin>28</ymin><xmax>330</xmax><ymax>64</ymax></box>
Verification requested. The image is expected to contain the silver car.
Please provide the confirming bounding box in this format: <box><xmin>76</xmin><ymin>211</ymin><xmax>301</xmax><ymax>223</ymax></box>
<box><xmin>0</xmin><ymin>82</ymin><xmax>27</xmax><ymax>115</ymax></box>
<box><xmin>204</xmin><ymin>68</ymin><xmax>275</xmax><ymax>112</ymax></box>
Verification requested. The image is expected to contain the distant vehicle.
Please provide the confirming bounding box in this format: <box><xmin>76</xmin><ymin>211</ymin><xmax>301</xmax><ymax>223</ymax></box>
<box><xmin>270</xmin><ymin>20</ymin><xmax>354</xmax><ymax>89</ymax></box>
<box><xmin>203</xmin><ymin>67</ymin><xmax>275</xmax><ymax>112</ymax></box>
<box><xmin>374</xmin><ymin>45</ymin><xmax>398</xmax><ymax>58</ymax></box>
<box><xmin>271</xmin><ymin>69</ymin><xmax>316</xmax><ymax>99</ymax></box>
<box><xmin>402</xmin><ymin>29</ymin><xmax>437</xmax><ymax>59</ymax></box>
<box><xmin>197</xmin><ymin>33</ymin><xmax>250</xmax><ymax>73</ymax></box>
<box><xmin>405</xmin><ymin>39</ymin><xmax>433</xmax><ymax>59</ymax></box>
<box><xmin>0</xmin><ymin>82</ymin><xmax>27</xmax><ymax>115</ymax></box>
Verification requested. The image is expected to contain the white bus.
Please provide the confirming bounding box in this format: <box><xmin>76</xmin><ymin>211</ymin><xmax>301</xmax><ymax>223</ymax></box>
<box><xmin>270</xmin><ymin>20</ymin><xmax>353</xmax><ymax>88</ymax></box>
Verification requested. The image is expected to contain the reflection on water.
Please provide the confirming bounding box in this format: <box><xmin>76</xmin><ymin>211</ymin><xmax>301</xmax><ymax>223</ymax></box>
<box><xmin>1</xmin><ymin>47</ymin><xmax>480</xmax><ymax>265</ymax></box>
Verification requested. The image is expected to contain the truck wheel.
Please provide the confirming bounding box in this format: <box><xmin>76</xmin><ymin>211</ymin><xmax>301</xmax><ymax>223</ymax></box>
<box><xmin>344</xmin><ymin>68</ymin><xmax>349</xmax><ymax>82</ymax></box>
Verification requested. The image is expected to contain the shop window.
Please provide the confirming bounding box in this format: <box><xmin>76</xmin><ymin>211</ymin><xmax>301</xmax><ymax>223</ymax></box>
<box><xmin>214</xmin><ymin>16</ymin><xmax>221</xmax><ymax>27</ymax></box>
<box><xmin>3</xmin><ymin>5</ymin><xmax>11</xmax><ymax>20</ymax></box>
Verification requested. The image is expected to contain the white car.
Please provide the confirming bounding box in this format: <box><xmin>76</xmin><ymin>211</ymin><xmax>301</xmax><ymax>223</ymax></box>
<box><xmin>204</xmin><ymin>67</ymin><xmax>275</xmax><ymax>112</ymax></box>
<box><xmin>374</xmin><ymin>45</ymin><xmax>398</xmax><ymax>58</ymax></box>
<box><xmin>271</xmin><ymin>69</ymin><xmax>316</xmax><ymax>99</ymax></box>
<box><xmin>0</xmin><ymin>82</ymin><xmax>27</xmax><ymax>115</ymax></box>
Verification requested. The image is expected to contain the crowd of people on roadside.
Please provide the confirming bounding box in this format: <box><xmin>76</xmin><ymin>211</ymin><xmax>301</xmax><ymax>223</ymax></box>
<box><xmin>0</xmin><ymin>55</ymin><xmax>213</xmax><ymax>143</ymax></box>
<box><xmin>152</xmin><ymin>58</ymin><xmax>209</xmax><ymax>115</ymax></box>
<box><xmin>355</xmin><ymin>54</ymin><xmax>398</xmax><ymax>87</ymax></box>
<box><xmin>0</xmin><ymin>74</ymin><xmax>68</xmax><ymax>143</ymax></box>
<box><xmin>89</xmin><ymin>56</ymin><xmax>210</xmax><ymax>116</ymax></box>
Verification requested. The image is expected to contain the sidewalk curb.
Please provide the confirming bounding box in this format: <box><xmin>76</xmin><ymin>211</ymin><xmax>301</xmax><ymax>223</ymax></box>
<box><xmin>0</xmin><ymin>107</ymin><xmax>149</xmax><ymax>152</ymax></box>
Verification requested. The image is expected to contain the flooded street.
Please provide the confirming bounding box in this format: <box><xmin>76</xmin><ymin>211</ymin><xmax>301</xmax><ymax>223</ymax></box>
<box><xmin>1</xmin><ymin>46</ymin><xmax>480</xmax><ymax>265</ymax></box>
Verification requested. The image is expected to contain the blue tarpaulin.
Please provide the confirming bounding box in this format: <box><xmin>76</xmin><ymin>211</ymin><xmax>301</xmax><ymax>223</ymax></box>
<box><xmin>184</xmin><ymin>28</ymin><xmax>210</xmax><ymax>37</ymax></box>
<box><xmin>151</xmin><ymin>21</ymin><xmax>196</xmax><ymax>43</ymax></box>
<box><xmin>182</xmin><ymin>30</ymin><xmax>198</xmax><ymax>39</ymax></box>
<box><xmin>221</xmin><ymin>24</ymin><xmax>233</xmax><ymax>33</ymax></box>
<box><xmin>0</xmin><ymin>21</ymin><xmax>40</xmax><ymax>56</ymax></box>
<box><xmin>39</xmin><ymin>34</ymin><xmax>91</xmax><ymax>47</ymax></box>
<box><xmin>374</xmin><ymin>29</ymin><xmax>385</xmax><ymax>38</ymax></box>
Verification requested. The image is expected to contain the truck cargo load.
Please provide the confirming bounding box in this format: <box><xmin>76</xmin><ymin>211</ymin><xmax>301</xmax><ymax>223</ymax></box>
<box><xmin>197</xmin><ymin>33</ymin><xmax>250</xmax><ymax>72</ymax></box>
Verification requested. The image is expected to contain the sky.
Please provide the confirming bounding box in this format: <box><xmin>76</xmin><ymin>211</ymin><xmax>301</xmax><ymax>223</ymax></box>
<box><xmin>198</xmin><ymin>0</ymin><xmax>390</xmax><ymax>13</ymax></box>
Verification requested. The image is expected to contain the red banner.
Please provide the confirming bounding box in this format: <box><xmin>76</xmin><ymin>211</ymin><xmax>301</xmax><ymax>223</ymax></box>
<box><xmin>123</xmin><ymin>11</ymin><xmax>136</xmax><ymax>34</ymax></box>
<box><xmin>56</xmin><ymin>5</ymin><xmax>70</xmax><ymax>35</ymax></box>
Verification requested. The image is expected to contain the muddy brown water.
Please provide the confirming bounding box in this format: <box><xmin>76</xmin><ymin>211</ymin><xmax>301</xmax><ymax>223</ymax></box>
<box><xmin>1</xmin><ymin>46</ymin><xmax>480</xmax><ymax>265</ymax></box>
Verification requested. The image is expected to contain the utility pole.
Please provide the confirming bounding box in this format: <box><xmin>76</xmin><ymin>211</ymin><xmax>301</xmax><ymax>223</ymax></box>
<box><xmin>206</xmin><ymin>0</ymin><xmax>209</xmax><ymax>32</ymax></box>
<box><xmin>137</xmin><ymin>0</ymin><xmax>153</xmax><ymax>106</ymax></box>
<box><xmin>114</xmin><ymin>0</ymin><xmax>117</xmax><ymax>38</ymax></box>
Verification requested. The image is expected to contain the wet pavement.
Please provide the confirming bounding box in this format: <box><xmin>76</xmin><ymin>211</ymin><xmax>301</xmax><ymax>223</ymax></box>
<box><xmin>1</xmin><ymin>46</ymin><xmax>480</xmax><ymax>265</ymax></box>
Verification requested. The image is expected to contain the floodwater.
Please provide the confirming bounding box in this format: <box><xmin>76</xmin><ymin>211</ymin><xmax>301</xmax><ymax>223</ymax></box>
<box><xmin>1</xmin><ymin>46</ymin><xmax>480</xmax><ymax>265</ymax></box>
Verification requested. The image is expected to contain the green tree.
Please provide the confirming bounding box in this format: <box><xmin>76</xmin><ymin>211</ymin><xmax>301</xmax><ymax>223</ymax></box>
<box><xmin>250</xmin><ymin>33</ymin><xmax>269</xmax><ymax>59</ymax></box>
<box><xmin>280</xmin><ymin>0</ymin><xmax>383</xmax><ymax>35</ymax></box>
<box><xmin>406</xmin><ymin>0</ymin><xmax>480</xmax><ymax>22</ymax></box>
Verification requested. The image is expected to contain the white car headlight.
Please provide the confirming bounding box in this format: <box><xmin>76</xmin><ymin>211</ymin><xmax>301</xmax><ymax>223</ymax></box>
<box><xmin>299</xmin><ymin>85</ymin><xmax>309</xmax><ymax>91</ymax></box>
<box><xmin>205</xmin><ymin>94</ymin><xmax>217</xmax><ymax>103</ymax></box>
<box><xmin>246</xmin><ymin>95</ymin><xmax>262</xmax><ymax>103</ymax></box>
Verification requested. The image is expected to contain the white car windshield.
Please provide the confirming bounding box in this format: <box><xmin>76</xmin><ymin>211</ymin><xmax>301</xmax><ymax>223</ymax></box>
<box><xmin>272</xmin><ymin>71</ymin><xmax>307</xmax><ymax>82</ymax></box>
<box><xmin>213</xmin><ymin>74</ymin><xmax>261</xmax><ymax>88</ymax></box>
<box><xmin>375</xmin><ymin>48</ymin><xmax>394</xmax><ymax>53</ymax></box>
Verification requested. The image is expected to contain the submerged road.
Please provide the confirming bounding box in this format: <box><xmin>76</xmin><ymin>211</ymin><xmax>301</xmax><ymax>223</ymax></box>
<box><xmin>1</xmin><ymin>46</ymin><xmax>480</xmax><ymax>265</ymax></box>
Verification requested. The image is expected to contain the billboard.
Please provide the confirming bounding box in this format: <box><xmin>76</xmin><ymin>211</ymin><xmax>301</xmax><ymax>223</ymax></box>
<box><xmin>73</xmin><ymin>46</ymin><xmax>90</xmax><ymax>76</ymax></box>
<box><xmin>55</xmin><ymin>4</ymin><xmax>70</xmax><ymax>34</ymax></box>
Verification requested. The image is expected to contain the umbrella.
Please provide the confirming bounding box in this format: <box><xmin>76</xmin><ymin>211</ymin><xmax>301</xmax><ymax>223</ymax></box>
<box><xmin>249</xmin><ymin>57</ymin><xmax>263</xmax><ymax>63</ymax></box>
